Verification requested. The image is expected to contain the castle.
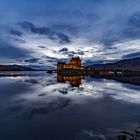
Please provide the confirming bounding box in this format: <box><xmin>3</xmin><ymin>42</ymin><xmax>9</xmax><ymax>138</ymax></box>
<box><xmin>57</xmin><ymin>57</ymin><xmax>85</xmax><ymax>72</ymax></box>
<box><xmin>57</xmin><ymin>57</ymin><xmax>94</xmax><ymax>87</ymax></box>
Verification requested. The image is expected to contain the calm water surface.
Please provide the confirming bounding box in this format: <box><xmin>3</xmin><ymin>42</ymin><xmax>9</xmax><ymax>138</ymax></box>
<box><xmin>0</xmin><ymin>72</ymin><xmax>140</xmax><ymax>140</ymax></box>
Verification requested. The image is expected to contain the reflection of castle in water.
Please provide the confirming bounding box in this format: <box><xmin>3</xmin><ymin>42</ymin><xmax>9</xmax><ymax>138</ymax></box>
<box><xmin>57</xmin><ymin>74</ymin><xmax>84</xmax><ymax>87</ymax></box>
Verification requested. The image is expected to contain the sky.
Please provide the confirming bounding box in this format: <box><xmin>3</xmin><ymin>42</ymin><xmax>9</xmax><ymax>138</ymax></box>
<box><xmin>0</xmin><ymin>0</ymin><xmax>140</xmax><ymax>68</ymax></box>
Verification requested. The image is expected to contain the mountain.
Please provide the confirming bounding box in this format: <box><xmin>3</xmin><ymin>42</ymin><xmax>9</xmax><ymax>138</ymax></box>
<box><xmin>26</xmin><ymin>65</ymin><xmax>52</xmax><ymax>71</ymax></box>
<box><xmin>89</xmin><ymin>57</ymin><xmax>140</xmax><ymax>71</ymax></box>
<box><xmin>0</xmin><ymin>65</ymin><xmax>36</xmax><ymax>71</ymax></box>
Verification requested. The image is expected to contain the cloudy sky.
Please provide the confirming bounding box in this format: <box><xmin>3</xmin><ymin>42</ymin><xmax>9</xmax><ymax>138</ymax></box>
<box><xmin>0</xmin><ymin>0</ymin><xmax>140</xmax><ymax>67</ymax></box>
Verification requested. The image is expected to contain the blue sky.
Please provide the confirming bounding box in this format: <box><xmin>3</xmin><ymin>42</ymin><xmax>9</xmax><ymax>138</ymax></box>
<box><xmin>0</xmin><ymin>0</ymin><xmax>140</xmax><ymax>67</ymax></box>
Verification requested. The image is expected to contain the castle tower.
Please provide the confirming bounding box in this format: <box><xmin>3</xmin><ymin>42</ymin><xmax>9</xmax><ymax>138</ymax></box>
<box><xmin>57</xmin><ymin>62</ymin><xmax>65</xmax><ymax>72</ymax></box>
<box><xmin>70</xmin><ymin>57</ymin><xmax>81</xmax><ymax>65</ymax></box>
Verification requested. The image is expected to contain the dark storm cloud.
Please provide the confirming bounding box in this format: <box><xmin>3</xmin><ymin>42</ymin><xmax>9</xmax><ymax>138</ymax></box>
<box><xmin>123</xmin><ymin>52</ymin><xmax>140</xmax><ymax>59</ymax></box>
<box><xmin>24</xmin><ymin>58</ymin><xmax>39</xmax><ymax>63</ymax></box>
<box><xmin>58</xmin><ymin>48</ymin><xmax>85</xmax><ymax>56</ymax></box>
<box><xmin>59</xmin><ymin>48</ymin><xmax>69</xmax><ymax>53</ymax></box>
<box><xmin>12</xmin><ymin>38</ymin><xmax>26</xmax><ymax>44</ymax></box>
<box><xmin>51</xmin><ymin>24</ymin><xmax>78</xmax><ymax>35</ymax></box>
<box><xmin>123</xmin><ymin>12</ymin><xmax>140</xmax><ymax>39</ymax></box>
<box><xmin>38</xmin><ymin>46</ymin><xmax>46</xmax><ymax>49</ymax></box>
<box><xmin>10</xmin><ymin>30</ymin><xmax>23</xmax><ymax>37</ymax></box>
<box><xmin>94</xmin><ymin>11</ymin><xmax>140</xmax><ymax>47</ymax></box>
<box><xmin>19</xmin><ymin>21</ymin><xmax>71</xmax><ymax>44</ymax></box>
<box><xmin>0</xmin><ymin>42</ymin><xmax>30</xmax><ymax>59</ymax></box>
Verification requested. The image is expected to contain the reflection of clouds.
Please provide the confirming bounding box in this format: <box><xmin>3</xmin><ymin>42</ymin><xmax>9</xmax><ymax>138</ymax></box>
<box><xmin>9</xmin><ymin>95</ymin><xmax>71</xmax><ymax>119</ymax></box>
<box><xmin>14</xmin><ymin>75</ymin><xmax>140</xmax><ymax>105</ymax></box>
<box><xmin>27</xmin><ymin>97</ymin><xmax>71</xmax><ymax>119</ymax></box>
<box><xmin>1</xmin><ymin>74</ymin><xmax>140</xmax><ymax>139</ymax></box>
<box><xmin>5</xmin><ymin>74</ymin><xmax>140</xmax><ymax>120</ymax></box>
<box><xmin>81</xmin><ymin>79</ymin><xmax>140</xmax><ymax>104</ymax></box>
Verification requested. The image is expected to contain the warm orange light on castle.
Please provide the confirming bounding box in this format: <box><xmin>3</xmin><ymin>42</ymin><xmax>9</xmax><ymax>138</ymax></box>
<box><xmin>57</xmin><ymin>57</ymin><xmax>85</xmax><ymax>71</ymax></box>
<box><xmin>57</xmin><ymin>57</ymin><xmax>94</xmax><ymax>87</ymax></box>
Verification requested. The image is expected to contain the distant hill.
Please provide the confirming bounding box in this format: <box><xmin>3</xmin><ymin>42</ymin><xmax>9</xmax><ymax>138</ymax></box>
<box><xmin>89</xmin><ymin>57</ymin><xmax>140</xmax><ymax>71</ymax></box>
<box><xmin>0</xmin><ymin>65</ymin><xmax>36</xmax><ymax>71</ymax></box>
